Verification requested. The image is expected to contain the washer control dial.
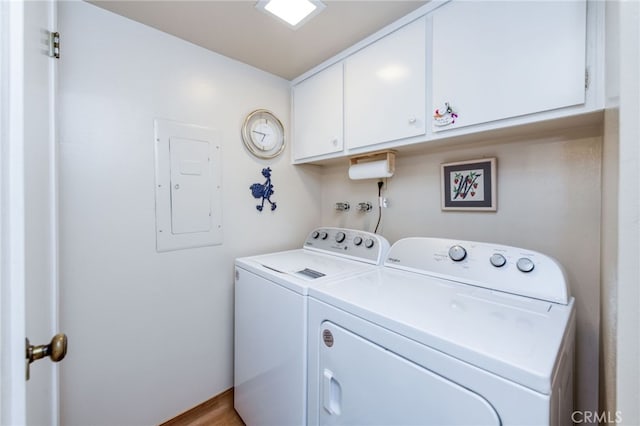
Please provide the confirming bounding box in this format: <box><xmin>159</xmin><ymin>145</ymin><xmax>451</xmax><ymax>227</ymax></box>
<box><xmin>311</xmin><ymin>231</ymin><xmax>320</xmax><ymax>239</ymax></box>
<box><xmin>319</xmin><ymin>231</ymin><xmax>328</xmax><ymax>240</ymax></box>
<box><xmin>448</xmin><ymin>245</ymin><xmax>467</xmax><ymax>262</ymax></box>
<box><xmin>490</xmin><ymin>253</ymin><xmax>507</xmax><ymax>268</ymax></box>
<box><xmin>353</xmin><ymin>236</ymin><xmax>363</xmax><ymax>246</ymax></box>
<box><xmin>335</xmin><ymin>232</ymin><xmax>346</xmax><ymax>243</ymax></box>
<box><xmin>364</xmin><ymin>238</ymin><xmax>375</xmax><ymax>249</ymax></box>
<box><xmin>516</xmin><ymin>257</ymin><xmax>535</xmax><ymax>273</ymax></box>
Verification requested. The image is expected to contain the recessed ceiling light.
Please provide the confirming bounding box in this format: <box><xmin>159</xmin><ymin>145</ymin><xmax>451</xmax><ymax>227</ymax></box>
<box><xmin>256</xmin><ymin>0</ymin><xmax>326</xmax><ymax>30</ymax></box>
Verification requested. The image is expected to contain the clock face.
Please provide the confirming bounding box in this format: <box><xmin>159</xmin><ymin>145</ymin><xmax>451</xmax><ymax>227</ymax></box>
<box><xmin>242</xmin><ymin>109</ymin><xmax>285</xmax><ymax>159</ymax></box>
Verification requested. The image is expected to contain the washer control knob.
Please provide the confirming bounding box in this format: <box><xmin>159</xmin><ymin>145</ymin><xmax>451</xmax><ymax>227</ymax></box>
<box><xmin>335</xmin><ymin>232</ymin><xmax>346</xmax><ymax>243</ymax></box>
<box><xmin>319</xmin><ymin>231</ymin><xmax>328</xmax><ymax>240</ymax></box>
<box><xmin>354</xmin><ymin>236</ymin><xmax>363</xmax><ymax>246</ymax></box>
<box><xmin>448</xmin><ymin>245</ymin><xmax>467</xmax><ymax>262</ymax></box>
<box><xmin>516</xmin><ymin>257</ymin><xmax>535</xmax><ymax>273</ymax></box>
<box><xmin>311</xmin><ymin>231</ymin><xmax>320</xmax><ymax>239</ymax></box>
<box><xmin>490</xmin><ymin>253</ymin><xmax>506</xmax><ymax>268</ymax></box>
<box><xmin>364</xmin><ymin>238</ymin><xmax>375</xmax><ymax>249</ymax></box>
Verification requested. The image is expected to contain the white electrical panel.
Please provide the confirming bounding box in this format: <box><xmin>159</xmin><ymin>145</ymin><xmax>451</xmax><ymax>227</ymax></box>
<box><xmin>154</xmin><ymin>119</ymin><xmax>222</xmax><ymax>252</ymax></box>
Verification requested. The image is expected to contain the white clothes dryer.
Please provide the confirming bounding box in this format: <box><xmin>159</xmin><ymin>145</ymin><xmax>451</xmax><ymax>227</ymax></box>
<box><xmin>234</xmin><ymin>227</ymin><xmax>390</xmax><ymax>426</ymax></box>
<box><xmin>308</xmin><ymin>237</ymin><xmax>575</xmax><ymax>426</ymax></box>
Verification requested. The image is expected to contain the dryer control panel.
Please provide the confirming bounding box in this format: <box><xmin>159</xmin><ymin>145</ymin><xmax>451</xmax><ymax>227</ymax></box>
<box><xmin>304</xmin><ymin>227</ymin><xmax>390</xmax><ymax>265</ymax></box>
<box><xmin>385</xmin><ymin>237</ymin><xmax>570</xmax><ymax>304</ymax></box>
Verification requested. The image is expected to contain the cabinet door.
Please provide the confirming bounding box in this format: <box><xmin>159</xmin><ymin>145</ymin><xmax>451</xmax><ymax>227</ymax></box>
<box><xmin>345</xmin><ymin>17</ymin><xmax>426</xmax><ymax>150</ymax></box>
<box><xmin>431</xmin><ymin>0</ymin><xmax>587</xmax><ymax>132</ymax></box>
<box><xmin>293</xmin><ymin>62</ymin><xmax>343</xmax><ymax>160</ymax></box>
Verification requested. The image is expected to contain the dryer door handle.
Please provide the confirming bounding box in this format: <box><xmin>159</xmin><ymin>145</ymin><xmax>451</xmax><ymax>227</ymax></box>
<box><xmin>322</xmin><ymin>369</ymin><xmax>342</xmax><ymax>415</ymax></box>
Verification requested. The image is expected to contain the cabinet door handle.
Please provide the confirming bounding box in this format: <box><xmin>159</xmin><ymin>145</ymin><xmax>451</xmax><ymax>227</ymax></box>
<box><xmin>408</xmin><ymin>117</ymin><xmax>417</xmax><ymax>124</ymax></box>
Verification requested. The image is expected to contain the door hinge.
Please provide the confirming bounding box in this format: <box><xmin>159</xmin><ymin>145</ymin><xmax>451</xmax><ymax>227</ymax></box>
<box><xmin>49</xmin><ymin>31</ymin><xmax>60</xmax><ymax>59</ymax></box>
<box><xmin>585</xmin><ymin>69</ymin><xmax>590</xmax><ymax>90</ymax></box>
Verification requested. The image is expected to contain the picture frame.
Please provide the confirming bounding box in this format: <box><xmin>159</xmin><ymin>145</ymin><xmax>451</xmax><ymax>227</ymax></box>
<box><xmin>441</xmin><ymin>158</ymin><xmax>497</xmax><ymax>211</ymax></box>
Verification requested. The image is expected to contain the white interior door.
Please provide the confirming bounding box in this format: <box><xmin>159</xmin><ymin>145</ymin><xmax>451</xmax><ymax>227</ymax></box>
<box><xmin>0</xmin><ymin>0</ymin><xmax>60</xmax><ymax>424</ymax></box>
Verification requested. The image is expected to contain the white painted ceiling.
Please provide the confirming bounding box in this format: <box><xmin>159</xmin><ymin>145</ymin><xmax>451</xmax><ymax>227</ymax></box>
<box><xmin>89</xmin><ymin>0</ymin><xmax>428</xmax><ymax>80</ymax></box>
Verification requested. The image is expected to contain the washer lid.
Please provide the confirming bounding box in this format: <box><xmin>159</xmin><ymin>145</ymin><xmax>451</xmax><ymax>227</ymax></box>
<box><xmin>309</xmin><ymin>268</ymin><xmax>575</xmax><ymax>394</ymax></box>
<box><xmin>236</xmin><ymin>249</ymin><xmax>376</xmax><ymax>295</ymax></box>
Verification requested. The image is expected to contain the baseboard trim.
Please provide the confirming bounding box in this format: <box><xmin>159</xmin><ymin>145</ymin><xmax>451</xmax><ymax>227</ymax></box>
<box><xmin>160</xmin><ymin>388</ymin><xmax>236</xmax><ymax>425</ymax></box>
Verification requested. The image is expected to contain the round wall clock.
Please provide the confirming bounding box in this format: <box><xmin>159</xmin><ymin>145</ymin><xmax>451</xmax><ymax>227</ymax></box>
<box><xmin>241</xmin><ymin>109</ymin><xmax>285</xmax><ymax>159</ymax></box>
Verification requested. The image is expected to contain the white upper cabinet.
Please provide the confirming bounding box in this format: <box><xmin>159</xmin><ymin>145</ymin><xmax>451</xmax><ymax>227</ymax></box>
<box><xmin>430</xmin><ymin>0</ymin><xmax>587</xmax><ymax>133</ymax></box>
<box><xmin>290</xmin><ymin>0</ymin><xmax>600</xmax><ymax>163</ymax></box>
<box><xmin>344</xmin><ymin>17</ymin><xmax>426</xmax><ymax>150</ymax></box>
<box><xmin>292</xmin><ymin>62</ymin><xmax>344</xmax><ymax>161</ymax></box>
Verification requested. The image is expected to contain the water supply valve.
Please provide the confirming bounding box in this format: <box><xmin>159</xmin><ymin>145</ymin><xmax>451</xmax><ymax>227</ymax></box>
<box><xmin>357</xmin><ymin>202</ymin><xmax>373</xmax><ymax>212</ymax></box>
<box><xmin>335</xmin><ymin>202</ymin><xmax>350</xmax><ymax>211</ymax></box>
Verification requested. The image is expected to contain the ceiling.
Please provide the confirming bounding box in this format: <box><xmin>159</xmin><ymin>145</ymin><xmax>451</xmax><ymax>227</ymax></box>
<box><xmin>89</xmin><ymin>0</ymin><xmax>428</xmax><ymax>80</ymax></box>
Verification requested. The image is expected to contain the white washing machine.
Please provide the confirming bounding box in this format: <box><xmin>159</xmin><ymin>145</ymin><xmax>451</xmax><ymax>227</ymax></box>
<box><xmin>308</xmin><ymin>237</ymin><xmax>576</xmax><ymax>426</ymax></box>
<box><xmin>234</xmin><ymin>227</ymin><xmax>390</xmax><ymax>426</ymax></box>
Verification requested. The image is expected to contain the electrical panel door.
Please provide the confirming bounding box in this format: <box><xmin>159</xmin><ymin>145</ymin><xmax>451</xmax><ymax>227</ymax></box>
<box><xmin>154</xmin><ymin>119</ymin><xmax>222</xmax><ymax>252</ymax></box>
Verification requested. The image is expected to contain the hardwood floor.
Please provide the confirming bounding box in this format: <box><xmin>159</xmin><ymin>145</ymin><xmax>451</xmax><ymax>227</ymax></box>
<box><xmin>160</xmin><ymin>388</ymin><xmax>245</xmax><ymax>426</ymax></box>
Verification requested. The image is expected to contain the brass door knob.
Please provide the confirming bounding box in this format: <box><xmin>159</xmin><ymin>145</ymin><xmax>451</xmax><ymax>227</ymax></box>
<box><xmin>26</xmin><ymin>333</ymin><xmax>67</xmax><ymax>380</ymax></box>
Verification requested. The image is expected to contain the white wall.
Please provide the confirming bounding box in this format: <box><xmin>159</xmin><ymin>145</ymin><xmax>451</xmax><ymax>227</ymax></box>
<box><xmin>602</xmin><ymin>1</ymin><xmax>640</xmax><ymax>424</ymax></box>
<box><xmin>600</xmin><ymin>0</ymin><xmax>620</xmax><ymax>417</ymax></box>
<box><xmin>610</xmin><ymin>0</ymin><xmax>640</xmax><ymax>424</ymax></box>
<box><xmin>57</xmin><ymin>2</ymin><xmax>321</xmax><ymax>424</ymax></box>
<box><xmin>320</xmin><ymin>128</ymin><xmax>603</xmax><ymax>415</ymax></box>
